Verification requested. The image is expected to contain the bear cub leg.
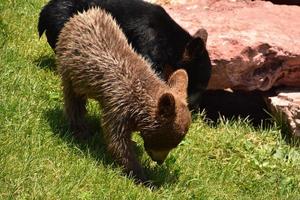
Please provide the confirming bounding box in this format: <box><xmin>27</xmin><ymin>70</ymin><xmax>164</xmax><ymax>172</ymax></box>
<box><xmin>102</xmin><ymin>122</ymin><xmax>147</xmax><ymax>184</ymax></box>
<box><xmin>62</xmin><ymin>79</ymin><xmax>90</xmax><ymax>140</ymax></box>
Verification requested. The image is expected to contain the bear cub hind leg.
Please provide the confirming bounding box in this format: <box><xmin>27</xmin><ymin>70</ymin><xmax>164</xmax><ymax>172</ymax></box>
<box><xmin>62</xmin><ymin>78</ymin><xmax>90</xmax><ymax>140</ymax></box>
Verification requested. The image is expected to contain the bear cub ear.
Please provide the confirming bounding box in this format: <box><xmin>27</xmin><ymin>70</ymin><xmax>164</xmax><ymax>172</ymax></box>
<box><xmin>157</xmin><ymin>93</ymin><xmax>176</xmax><ymax>119</ymax></box>
<box><xmin>168</xmin><ymin>69</ymin><xmax>188</xmax><ymax>100</ymax></box>
<box><xmin>183</xmin><ymin>28</ymin><xmax>208</xmax><ymax>61</ymax></box>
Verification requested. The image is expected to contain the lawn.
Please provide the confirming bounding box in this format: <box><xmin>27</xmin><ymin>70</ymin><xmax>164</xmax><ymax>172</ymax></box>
<box><xmin>1</xmin><ymin>0</ymin><xmax>300</xmax><ymax>199</ymax></box>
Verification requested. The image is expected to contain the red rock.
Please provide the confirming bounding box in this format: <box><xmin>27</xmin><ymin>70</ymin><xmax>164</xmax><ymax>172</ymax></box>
<box><xmin>266</xmin><ymin>89</ymin><xmax>300</xmax><ymax>136</ymax></box>
<box><xmin>152</xmin><ymin>0</ymin><xmax>300</xmax><ymax>91</ymax></box>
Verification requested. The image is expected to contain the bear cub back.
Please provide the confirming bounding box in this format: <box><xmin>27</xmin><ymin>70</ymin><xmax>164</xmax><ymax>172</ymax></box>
<box><xmin>55</xmin><ymin>8</ymin><xmax>191</xmax><ymax>184</ymax></box>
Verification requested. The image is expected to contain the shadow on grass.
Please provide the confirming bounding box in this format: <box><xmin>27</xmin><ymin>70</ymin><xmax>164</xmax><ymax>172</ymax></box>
<box><xmin>44</xmin><ymin>107</ymin><xmax>110</xmax><ymax>162</ymax></box>
<box><xmin>0</xmin><ymin>19</ymin><xmax>8</xmax><ymax>48</ymax></box>
<box><xmin>146</xmin><ymin>155</ymin><xmax>181</xmax><ymax>187</ymax></box>
<box><xmin>270</xmin><ymin>110</ymin><xmax>300</xmax><ymax>146</ymax></box>
<box><xmin>199</xmin><ymin>90</ymin><xmax>273</xmax><ymax>128</ymax></box>
<box><xmin>44</xmin><ymin>106</ymin><xmax>179</xmax><ymax>188</ymax></box>
<box><xmin>198</xmin><ymin>89</ymin><xmax>300</xmax><ymax>145</ymax></box>
<box><xmin>35</xmin><ymin>54</ymin><xmax>56</xmax><ymax>70</ymax></box>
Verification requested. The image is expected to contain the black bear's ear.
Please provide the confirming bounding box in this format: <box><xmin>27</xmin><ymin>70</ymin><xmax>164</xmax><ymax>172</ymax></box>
<box><xmin>193</xmin><ymin>28</ymin><xmax>208</xmax><ymax>46</ymax></box>
<box><xmin>157</xmin><ymin>93</ymin><xmax>176</xmax><ymax>119</ymax></box>
<box><xmin>183</xmin><ymin>32</ymin><xmax>206</xmax><ymax>61</ymax></box>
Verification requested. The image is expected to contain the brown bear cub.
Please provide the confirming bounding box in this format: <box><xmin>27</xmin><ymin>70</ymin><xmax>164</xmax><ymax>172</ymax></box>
<box><xmin>55</xmin><ymin>8</ymin><xmax>191</xmax><ymax>184</ymax></box>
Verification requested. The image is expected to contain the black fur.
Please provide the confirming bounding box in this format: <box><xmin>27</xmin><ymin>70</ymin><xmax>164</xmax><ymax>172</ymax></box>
<box><xmin>38</xmin><ymin>0</ymin><xmax>212</xmax><ymax>109</ymax></box>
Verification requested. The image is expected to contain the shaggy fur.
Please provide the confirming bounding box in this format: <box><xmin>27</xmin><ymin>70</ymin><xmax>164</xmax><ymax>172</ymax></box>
<box><xmin>38</xmin><ymin>0</ymin><xmax>212</xmax><ymax>109</ymax></box>
<box><xmin>56</xmin><ymin>8</ymin><xmax>191</xmax><ymax>183</ymax></box>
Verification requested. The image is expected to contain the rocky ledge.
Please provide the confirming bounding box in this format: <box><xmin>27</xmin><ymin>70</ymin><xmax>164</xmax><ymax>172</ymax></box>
<box><xmin>149</xmin><ymin>0</ymin><xmax>300</xmax><ymax>136</ymax></box>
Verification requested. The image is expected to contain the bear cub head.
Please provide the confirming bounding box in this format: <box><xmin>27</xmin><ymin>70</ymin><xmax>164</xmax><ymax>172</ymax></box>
<box><xmin>141</xmin><ymin>69</ymin><xmax>191</xmax><ymax>164</ymax></box>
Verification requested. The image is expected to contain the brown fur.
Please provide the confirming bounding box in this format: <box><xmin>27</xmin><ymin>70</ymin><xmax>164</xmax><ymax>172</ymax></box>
<box><xmin>55</xmin><ymin>8</ymin><xmax>191</xmax><ymax>183</ymax></box>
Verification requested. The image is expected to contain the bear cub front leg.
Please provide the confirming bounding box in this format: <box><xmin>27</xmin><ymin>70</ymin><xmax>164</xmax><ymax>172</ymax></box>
<box><xmin>104</xmin><ymin>124</ymin><xmax>147</xmax><ymax>183</ymax></box>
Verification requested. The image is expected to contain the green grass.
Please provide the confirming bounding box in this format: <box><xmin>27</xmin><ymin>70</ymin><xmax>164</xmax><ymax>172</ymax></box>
<box><xmin>1</xmin><ymin>0</ymin><xmax>300</xmax><ymax>199</ymax></box>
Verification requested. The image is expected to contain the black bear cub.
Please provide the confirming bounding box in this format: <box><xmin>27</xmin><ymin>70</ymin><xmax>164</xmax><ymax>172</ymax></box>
<box><xmin>38</xmin><ymin>0</ymin><xmax>212</xmax><ymax>109</ymax></box>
